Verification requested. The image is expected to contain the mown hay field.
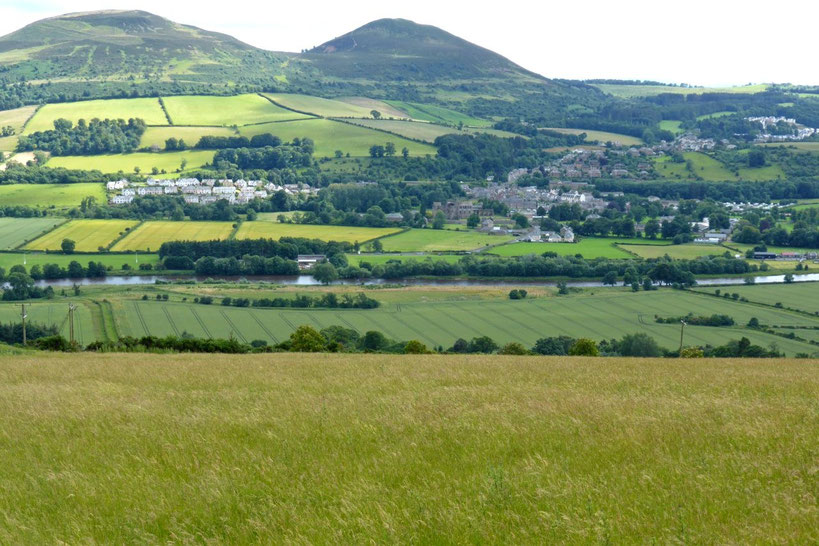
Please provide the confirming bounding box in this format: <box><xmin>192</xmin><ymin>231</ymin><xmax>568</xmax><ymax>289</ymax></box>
<box><xmin>25</xmin><ymin>219</ymin><xmax>139</xmax><ymax>252</ymax></box>
<box><xmin>111</xmin><ymin>221</ymin><xmax>234</xmax><ymax>252</ymax></box>
<box><xmin>234</xmin><ymin>221</ymin><xmax>400</xmax><ymax>243</ymax></box>
<box><xmin>0</xmin><ymin>182</ymin><xmax>105</xmax><ymax>208</ymax></box>
<box><xmin>0</xmin><ymin>353</ymin><xmax>815</xmax><ymax>543</ymax></box>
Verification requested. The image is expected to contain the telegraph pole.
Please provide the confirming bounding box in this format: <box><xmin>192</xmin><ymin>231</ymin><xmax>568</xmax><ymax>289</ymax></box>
<box><xmin>679</xmin><ymin>320</ymin><xmax>687</xmax><ymax>356</ymax></box>
<box><xmin>21</xmin><ymin>304</ymin><xmax>27</xmax><ymax>345</ymax></box>
<box><xmin>68</xmin><ymin>303</ymin><xmax>76</xmax><ymax>346</ymax></box>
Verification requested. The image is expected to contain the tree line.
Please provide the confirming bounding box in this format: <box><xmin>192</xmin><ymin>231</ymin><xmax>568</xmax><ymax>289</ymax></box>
<box><xmin>17</xmin><ymin>118</ymin><xmax>146</xmax><ymax>155</ymax></box>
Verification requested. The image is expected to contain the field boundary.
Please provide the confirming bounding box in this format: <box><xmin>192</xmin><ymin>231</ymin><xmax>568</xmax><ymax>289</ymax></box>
<box><xmin>105</xmin><ymin>220</ymin><xmax>144</xmax><ymax>251</ymax></box>
<box><xmin>333</xmin><ymin>118</ymin><xmax>434</xmax><ymax>146</ymax></box>
<box><xmin>10</xmin><ymin>218</ymin><xmax>68</xmax><ymax>250</ymax></box>
<box><xmin>257</xmin><ymin>93</ymin><xmax>320</xmax><ymax>119</ymax></box>
<box><xmin>158</xmin><ymin>97</ymin><xmax>173</xmax><ymax>125</ymax></box>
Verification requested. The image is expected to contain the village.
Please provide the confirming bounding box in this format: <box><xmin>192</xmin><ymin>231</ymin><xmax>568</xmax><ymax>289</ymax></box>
<box><xmin>107</xmin><ymin>177</ymin><xmax>318</xmax><ymax>205</ymax></box>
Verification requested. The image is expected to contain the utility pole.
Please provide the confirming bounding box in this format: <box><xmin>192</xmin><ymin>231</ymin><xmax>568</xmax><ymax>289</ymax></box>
<box><xmin>68</xmin><ymin>303</ymin><xmax>76</xmax><ymax>346</ymax></box>
<box><xmin>21</xmin><ymin>304</ymin><xmax>27</xmax><ymax>345</ymax></box>
<box><xmin>679</xmin><ymin>320</ymin><xmax>687</xmax><ymax>356</ymax></box>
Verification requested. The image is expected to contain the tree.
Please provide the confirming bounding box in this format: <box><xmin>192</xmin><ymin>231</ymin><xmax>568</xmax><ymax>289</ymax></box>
<box><xmin>532</xmin><ymin>336</ymin><xmax>574</xmax><ymax>355</ymax></box>
<box><xmin>784</xmin><ymin>273</ymin><xmax>794</xmax><ymax>283</ymax></box>
<box><xmin>499</xmin><ymin>342</ymin><xmax>528</xmax><ymax>355</ymax></box>
<box><xmin>512</xmin><ymin>213</ymin><xmax>529</xmax><ymax>228</ymax></box>
<box><xmin>467</xmin><ymin>336</ymin><xmax>498</xmax><ymax>354</ymax></box>
<box><xmin>404</xmin><ymin>340</ymin><xmax>428</xmax><ymax>354</ymax></box>
<box><xmin>311</xmin><ymin>262</ymin><xmax>338</xmax><ymax>285</ymax></box>
<box><xmin>557</xmin><ymin>281</ymin><xmax>569</xmax><ymax>295</ymax></box>
<box><xmin>680</xmin><ymin>346</ymin><xmax>704</xmax><ymax>358</ymax></box>
<box><xmin>569</xmin><ymin>338</ymin><xmax>599</xmax><ymax>356</ymax></box>
<box><xmin>617</xmin><ymin>333</ymin><xmax>661</xmax><ymax>357</ymax></box>
<box><xmin>602</xmin><ymin>271</ymin><xmax>618</xmax><ymax>286</ymax></box>
<box><xmin>361</xmin><ymin>330</ymin><xmax>388</xmax><ymax>351</ymax></box>
<box><xmin>384</xmin><ymin>142</ymin><xmax>396</xmax><ymax>157</ymax></box>
<box><xmin>372</xmin><ymin>239</ymin><xmax>383</xmax><ymax>252</ymax></box>
<box><xmin>748</xmin><ymin>149</ymin><xmax>766</xmax><ymax>168</ymax></box>
<box><xmin>369</xmin><ymin>145</ymin><xmax>385</xmax><ymax>158</ymax></box>
<box><xmin>371</xmin><ymin>110</ymin><xmax>381</xmax><ymax>119</ymax></box>
<box><xmin>432</xmin><ymin>211</ymin><xmax>446</xmax><ymax>230</ymax></box>
<box><xmin>61</xmin><ymin>239</ymin><xmax>76</xmax><ymax>255</ymax></box>
<box><xmin>466</xmin><ymin>212</ymin><xmax>480</xmax><ymax>228</ymax></box>
<box><xmin>645</xmin><ymin>219</ymin><xmax>660</xmax><ymax>239</ymax></box>
<box><xmin>402</xmin><ymin>147</ymin><xmax>409</xmax><ymax>159</ymax></box>
<box><xmin>289</xmin><ymin>325</ymin><xmax>326</xmax><ymax>352</ymax></box>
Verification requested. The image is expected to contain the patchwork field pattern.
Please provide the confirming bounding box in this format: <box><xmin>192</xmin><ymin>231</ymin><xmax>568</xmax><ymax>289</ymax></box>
<box><xmin>25</xmin><ymin>219</ymin><xmax>140</xmax><ymax>252</ymax></box>
<box><xmin>347</xmin><ymin>119</ymin><xmax>517</xmax><ymax>142</ymax></box>
<box><xmin>111</xmin><ymin>221</ymin><xmax>235</xmax><ymax>251</ymax></box>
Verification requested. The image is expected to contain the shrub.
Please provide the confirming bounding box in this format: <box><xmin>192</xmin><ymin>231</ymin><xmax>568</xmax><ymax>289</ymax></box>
<box><xmin>499</xmin><ymin>342</ymin><xmax>528</xmax><ymax>355</ymax></box>
<box><xmin>680</xmin><ymin>347</ymin><xmax>705</xmax><ymax>358</ymax></box>
<box><xmin>404</xmin><ymin>340</ymin><xmax>428</xmax><ymax>354</ymax></box>
<box><xmin>289</xmin><ymin>325</ymin><xmax>326</xmax><ymax>352</ymax></box>
<box><xmin>569</xmin><ymin>338</ymin><xmax>599</xmax><ymax>356</ymax></box>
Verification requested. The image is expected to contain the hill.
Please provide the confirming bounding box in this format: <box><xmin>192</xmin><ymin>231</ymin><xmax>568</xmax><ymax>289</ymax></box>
<box><xmin>0</xmin><ymin>352</ymin><xmax>815</xmax><ymax>542</ymax></box>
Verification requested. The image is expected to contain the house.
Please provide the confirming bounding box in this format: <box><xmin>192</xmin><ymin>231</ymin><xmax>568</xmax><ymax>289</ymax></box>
<box><xmin>385</xmin><ymin>213</ymin><xmax>404</xmax><ymax>223</ymax></box>
<box><xmin>297</xmin><ymin>255</ymin><xmax>326</xmax><ymax>270</ymax></box>
<box><xmin>560</xmin><ymin>226</ymin><xmax>575</xmax><ymax>242</ymax></box>
<box><xmin>752</xmin><ymin>252</ymin><xmax>777</xmax><ymax>260</ymax></box>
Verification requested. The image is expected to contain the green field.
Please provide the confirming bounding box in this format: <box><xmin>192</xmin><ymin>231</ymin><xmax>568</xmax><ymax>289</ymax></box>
<box><xmin>0</xmin><ymin>105</ymin><xmax>38</xmax><ymax>151</ymax></box>
<box><xmin>0</xmin><ymin>302</ymin><xmax>94</xmax><ymax>344</ymax></box>
<box><xmin>0</xmin><ymin>352</ymin><xmax>815</xmax><ymax>543</ymax></box>
<box><xmin>263</xmin><ymin>93</ymin><xmax>377</xmax><ymax>118</ymax></box>
<box><xmin>139</xmin><ymin>126</ymin><xmax>236</xmax><ymax>149</ymax></box>
<box><xmin>622</xmin><ymin>243</ymin><xmax>732</xmax><ymax>260</ymax></box>
<box><xmin>384</xmin><ymin>100</ymin><xmax>491</xmax><ymax>127</ymax></box>
<box><xmin>658</xmin><ymin>120</ymin><xmax>683</xmax><ymax>134</ymax></box>
<box><xmin>239</xmin><ymin>119</ymin><xmax>436</xmax><ymax>157</ymax></box>
<box><xmin>379</xmin><ymin>229</ymin><xmax>511</xmax><ymax>252</ymax></box>
<box><xmin>0</xmin><ymin>252</ymin><xmax>159</xmax><ymax>272</ymax></box>
<box><xmin>760</xmin><ymin>141</ymin><xmax>819</xmax><ymax>154</ymax></box>
<box><xmin>541</xmin><ymin>127</ymin><xmax>643</xmax><ymax>146</ymax></box>
<box><xmin>346</xmin><ymin>253</ymin><xmax>463</xmax><ymax>266</ymax></box>
<box><xmin>737</xmin><ymin>164</ymin><xmax>786</xmax><ymax>181</ymax></box>
<box><xmin>235</xmin><ymin>222</ymin><xmax>401</xmax><ymax>243</ymax></box>
<box><xmin>162</xmin><ymin>94</ymin><xmax>311</xmax><ymax>126</ymax></box>
<box><xmin>25</xmin><ymin>219</ymin><xmax>140</xmax><ymax>252</ymax></box>
<box><xmin>48</xmin><ymin>150</ymin><xmax>214</xmax><ymax>174</ymax></box>
<box><xmin>654</xmin><ymin>152</ymin><xmax>737</xmax><ymax>181</ymax></box>
<box><xmin>693</xmin><ymin>282</ymin><xmax>819</xmax><ymax>315</ymax></box>
<box><xmin>0</xmin><ymin>182</ymin><xmax>105</xmax><ymax>207</ymax></box>
<box><xmin>24</xmin><ymin>98</ymin><xmax>167</xmax><ymax>133</ymax></box>
<box><xmin>111</xmin><ymin>221</ymin><xmax>235</xmax><ymax>252</ymax></box>
<box><xmin>593</xmin><ymin>83</ymin><xmax>769</xmax><ymax>98</ymax></box>
<box><xmin>336</xmin><ymin>97</ymin><xmax>411</xmax><ymax>119</ymax></box>
<box><xmin>696</xmin><ymin>111</ymin><xmax>735</xmax><ymax>120</ymax></box>
<box><xmin>0</xmin><ymin>217</ymin><xmax>64</xmax><ymax>250</ymax></box>
<box><xmin>489</xmin><ymin>239</ymin><xmax>636</xmax><ymax>259</ymax></box>
<box><xmin>347</xmin><ymin>119</ymin><xmax>517</xmax><ymax>142</ymax></box>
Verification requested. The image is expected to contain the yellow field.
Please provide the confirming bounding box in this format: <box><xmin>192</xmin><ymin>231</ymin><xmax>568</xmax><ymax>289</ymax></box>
<box><xmin>111</xmin><ymin>221</ymin><xmax>235</xmax><ymax>252</ymax></box>
<box><xmin>47</xmin><ymin>150</ymin><xmax>214</xmax><ymax>175</ymax></box>
<box><xmin>541</xmin><ymin>127</ymin><xmax>643</xmax><ymax>146</ymax></box>
<box><xmin>235</xmin><ymin>221</ymin><xmax>401</xmax><ymax>243</ymax></box>
<box><xmin>24</xmin><ymin>98</ymin><xmax>167</xmax><ymax>133</ymax></box>
<box><xmin>25</xmin><ymin>219</ymin><xmax>139</xmax><ymax>252</ymax></box>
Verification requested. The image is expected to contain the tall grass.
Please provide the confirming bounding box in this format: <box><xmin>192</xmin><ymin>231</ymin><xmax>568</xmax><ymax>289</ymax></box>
<box><xmin>0</xmin><ymin>353</ymin><xmax>816</xmax><ymax>543</ymax></box>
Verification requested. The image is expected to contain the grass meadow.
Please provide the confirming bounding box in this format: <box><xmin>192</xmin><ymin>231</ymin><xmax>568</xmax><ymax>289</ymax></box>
<box><xmin>0</xmin><ymin>182</ymin><xmax>105</xmax><ymax>207</ymax></box>
<box><xmin>24</xmin><ymin>98</ymin><xmax>167</xmax><ymax>133</ymax></box>
<box><xmin>383</xmin><ymin>100</ymin><xmax>491</xmax><ymax>126</ymax></box>
<box><xmin>111</xmin><ymin>221</ymin><xmax>235</xmax><ymax>252</ymax></box>
<box><xmin>658</xmin><ymin>120</ymin><xmax>684</xmax><ymax>134</ymax></box>
<box><xmin>488</xmin><ymin>239</ymin><xmax>635</xmax><ymax>259</ymax></box>
<box><xmin>262</xmin><ymin>93</ymin><xmax>376</xmax><ymax>118</ymax></box>
<box><xmin>0</xmin><ymin>217</ymin><xmax>64</xmax><ymax>250</ymax></box>
<box><xmin>235</xmin><ymin>222</ymin><xmax>401</xmax><ymax>243</ymax></box>
<box><xmin>337</xmin><ymin>97</ymin><xmax>412</xmax><ymax>119</ymax></box>
<box><xmin>239</xmin><ymin>119</ymin><xmax>436</xmax><ymax>157</ymax></box>
<box><xmin>347</xmin><ymin>119</ymin><xmax>517</xmax><ymax>142</ymax></box>
<box><xmin>693</xmin><ymin>282</ymin><xmax>819</xmax><ymax>315</ymax></box>
<box><xmin>592</xmin><ymin>83</ymin><xmax>769</xmax><ymax>98</ymax></box>
<box><xmin>0</xmin><ymin>105</ymin><xmax>37</xmax><ymax>151</ymax></box>
<box><xmin>0</xmin><ymin>352</ymin><xmax>815</xmax><ymax>543</ymax></box>
<box><xmin>378</xmin><ymin>229</ymin><xmax>511</xmax><ymax>252</ymax></box>
<box><xmin>48</xmin><ymin>150</ymin><xmax>214</xmax><ymax>174</ymax></box>
<box><xmin>0</xmin><ymin>252</ymin><xmax>159</xmax><ymax>272</ymax></box>
<box><xmin>620</xmin><ymin>243</ymin><xmax>732</xmax><ymax>260</ymax></box>
<box><xmin>541</xmin><ymin>127</ymin><xmax>643</xmax><ymax>146</ymax></box>
<box><xmin>161</xmin><ymin>94</ymin><xmax>311</xmax><ymax>126</ymax></box>
<box><xmin>139</xmin><ymin>126</ymin><xmax>236</xmax><ymax>149</ymax></box>
<box><xmin>25</xmin><ymin>219</ymin><xmax>139</xmax><ymax>252</ymax></box>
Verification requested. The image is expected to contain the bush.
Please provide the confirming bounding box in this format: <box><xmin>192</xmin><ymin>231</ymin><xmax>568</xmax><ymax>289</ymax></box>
<box><xmin>617</xmin><ymin>333</ymin><xmax>661</xmax><ymax>357</ymax></box>
<box><xmin>289</xmin><ymin>325</ymin><xmax>326</xmax><ymax>352</ymax></box>
<box><xmin>499</xmin><ymin>342</ymin><xmax>528</xmax><ymax>355</ymax></box>
<box><xmin>569</xmin><ymin>338</ymin><xmax>599</xmax><ymax>356</ymax></box>
<box><xmin>404</xmin><ymin>340</ymin><xmax>428</xmax><ymax>354</ymax></box>
<box><xmin>680</xmin><ymin>346</ymin><xmax>705</xmax><ymax>358</ymax></box>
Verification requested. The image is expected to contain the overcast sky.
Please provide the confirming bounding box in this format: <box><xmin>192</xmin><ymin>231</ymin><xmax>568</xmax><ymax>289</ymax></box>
<box><xmin>2</xmin><ymin>0</ymin><xmax>817</xmax><ymax>86</ymax></box>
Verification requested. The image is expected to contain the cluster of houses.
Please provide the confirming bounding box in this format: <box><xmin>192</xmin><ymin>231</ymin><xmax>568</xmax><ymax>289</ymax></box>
<box><xmin>746</xmin><ymin>116</ymin><xmax>817</xmax><ymax>142</ymax></box>
<box><xmin>107</xmin><ymin>178</ymin><xmax>317</xmax><ymax>205</ymax></box>
<box><xmin>751</xmin><ymin>251</ymin><xmax>818</xmax><ymax>261</ymax></box>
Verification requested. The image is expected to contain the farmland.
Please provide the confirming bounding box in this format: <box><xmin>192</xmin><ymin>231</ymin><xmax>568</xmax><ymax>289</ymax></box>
<box><xmin>658</xmin><ymin>120</ymin><xmax>683</xmax><ymax>134</ymax></box>
<box><xmin>592</xmin><ymin>83</ymin><xmax>769</xmax><ymax>98</ymax></box>
<box><xmin>693</xmin><ymin>282</ymin><xmax>819</xmax><ymax>315</ymax></box>
<box><xmin>338</xmin><ymin>97</ymin><xmax>413</xmax><ymax>119</ymax></box>
<box><xmin>139</xmin><ymin>126</ymin><xmax>236</xmax><ymax>149</ymax></box>
<box><xmin>48</xmin><ymin>150</ymin><xmax>214</xmax><ymax>174</ymax></box>
<box><xmin>111</xmin><ymin>221</ymin><xmax>235</xmax><ymax>252</ymax></box>
<box><xmin>0</xmin><ymin>217</ymin><xmax>64</xmax><ymax>250</ymax></box>
<box><xmin>384</xmin><ymin>100</ymin><xmax>491</xmax><ymax>126</ymax></box>
<box><xmin>161</xmin><ymin>94</ymin><xmax>311</xmax><ymax>126</ymax></box>
<box><xmin>0</xmin><ymin>182</ymin><xmax>105</xmax><ymax>207</ymax></box>
<box><xmin>488</xmin><ymin>239</ymin><xmax>635</xmax><ymax>259</ymax></box>
<box><xmin>347</xmin><ymin>119</ymin><xmax>517</xmax><ymax>142</ymax></box>
<box><xmin>25</xmin><ymin>219</ymin><xmax>139</xmax><ymax>252</ymax></box>
<box><xmin>620</xmin><ymin>243</ymin><xmax>732</xmax><ymax>260</ymax></box>
<box><xmin>263</xmin><ymin>93</ymin><xmax>379</xmax><ymax>118</ymax></box>
<box><xmin>0</xmin><ymin>252</ymin><xmax>159</xmax><ymax>271</ymax></box>
<box><xmin>24</xmin><ymin>98</ymin><xmax>167</xmax><ymax>133</ymax></box>
<box><xmin>379</xmin><ymin>229</ymin><xmax>511</xmax><ymax>252</ymax></box>
<box><xmin>540</xmin><ymin>127</ymin><xmax>643</xmax><ymax>146</ymax></box>
<box><xmin>0</xmin><ymin>352</ymin><xmax>815</xmax><ymax>543</ymax></box>
<box><xmin>239</xmin><ymin>119</ymin><xmax>436</xmax><ymax>157</ymax></box>
<box><xmin>0</xmin><ymin>105</ymin><xmax>37</xmax><ymax>151</ymax></box>
<box><xmin>235</xmin><ymin>222</ymin><xmax>401</xmax><ymax>243</ymax></box>
<box><xmin>346</xmin><ymin>253</ymin><xmax>463</xmax><ymax>266</ymax></box>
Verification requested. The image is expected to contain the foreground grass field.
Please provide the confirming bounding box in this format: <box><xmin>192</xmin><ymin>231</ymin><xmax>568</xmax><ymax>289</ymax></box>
<box><xmin>0</xmin><ymin>353</ymin><xmax>815</xmax><ymax>543</ymax></box>
<box><xmin>25</xmin><ymin>219</ymin><xmax>139</xmax><ymax>252</ymax></box>
<box><xmin>0</xmin><ymin>182</ymin><xmax>105</xmax><ymax>208</ymax></box>
<box><xmin>235</xmin><ymin>221</ymin><xmax>401</xmax><ymax>243</ymax></box>
<box><xmin>0</xmin><ymin>217</ymin><xmax>64</xmax><ymax>250</ymax></box>
<box><xmin>111</xmin><ymin>221</ymin><xmax>234</xmax><ymax>251</ymax></box>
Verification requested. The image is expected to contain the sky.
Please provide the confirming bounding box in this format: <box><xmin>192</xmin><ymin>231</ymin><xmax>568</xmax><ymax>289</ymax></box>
<box><xmin>1</xmin><ymin>0</ymin><xmax>817</xmax><ymax>86</ymax></box>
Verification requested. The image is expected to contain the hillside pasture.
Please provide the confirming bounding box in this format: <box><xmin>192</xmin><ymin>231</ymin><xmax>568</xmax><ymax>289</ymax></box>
<box><xmin>0</xmin><ymin>105</ymin><xmax>38</xmax><ymax>151</ymax></box>
<box><xmin>540</xmin><ymin>127</ymin><xmax>643</xmax><ymax>146</ymax></box>
<box><xmin>347</xmin><ymin>119</ymin><xmax>518</xmax><ymax>142</ymax></box>
<box><xmin>238</xmin><ymin>119</ymin><xmax>436</xmax><ymax>157</ymax></box>
<box><xmin>0</xmin><ymin>182</ymin><xmax>104</xmax><ymax>208</ymax></box>
<box><xmin>737</xmin><ymin>164</ymin><xmax>786</xmax><ymax>181</ymax></box>
<box><xmin>139</xmin><ymin>126</ymin><xmax>236</xmax><ymax>149</ymax></box>
<box><xmin>384</xmin><ymin>100</ymin><xmax>491</xmax><ymax>127</ymax></box>
<box><xmin>24</xmin><ymin>98</ymin><xmax>167</xmax><ymax>133</ymax></box>
<box><xmin>0</xmin><ymin>352</ymin><xmax>815</xmax><ymax>543</ymax></box>
<box><xmin>658</xmin><ymin>120</ymin><xmax>684</xmax><ymax>134</ymax></box>
<box><xmin>593</xmin><ymin>83</ymin><xmax>769</xmax><ymax>98</ymax></box>
<box><xmin>489</xmin><ymin>239</ymin><xmax>634</xmax><ymax>259</ymax></box>
<box><xmin>338</xmin><ymin>97</ymin><xmax>412</xmax><ymax>119</ymax></box>
<box><xmin>0</xmin><ymin>217</ymin><xmax>64</xmax><ymax>250</ymax></box>
<box><xmin>378</xmin><ymin>229</ymin><xmax>511</xmax><ymax>252</ymax></box>
<box><xmin>235</xmin><ymin>222</ymin><xmax>401</xmax><ymax>243</ymax></box>
<box><xmin>47</xmin><ymin>150</ymin><xmax>214</xmax><ymax>174</ymax></box>
<box><xmin>111</xmin><ymin>221</ymin><xmax>235</xmax><ymax>252</ymax></box>
<box><xmin>263</xmin><ymin>94</ymin><xmax>377</xmax><ymax>118</ymax></box>
<box><xmin>760</xmin><ymin>142</ymin><xmax>819</xmax><ymax>154</ymax></box>
<box><xmin>693</xmin><ymin>282</ymin><xmax>819</xmax><ymax>316</ymax></box>
<box><xmin>162</xmin><ymin>94</ymin><xmax>311</xmax><ymax>126</ymax></box>
<box><xmin>25</xmin><ymin>219</ymin><xmax>139</xmax><ymax>252</ymax></box>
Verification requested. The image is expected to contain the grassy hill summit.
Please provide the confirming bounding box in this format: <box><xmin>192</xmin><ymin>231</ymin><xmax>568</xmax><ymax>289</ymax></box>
<box><xmin>306</xmin><ymin>18</ymin><xmax>540</xmax><ymax>80</ymax></box>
